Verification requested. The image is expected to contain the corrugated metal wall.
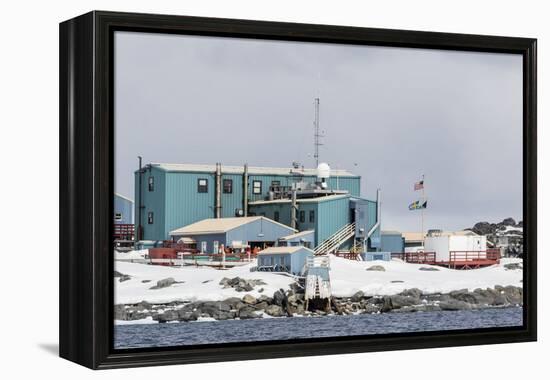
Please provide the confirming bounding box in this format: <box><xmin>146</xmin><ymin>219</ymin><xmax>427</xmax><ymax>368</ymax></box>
<box><xmin>134</xmin><ymin>167</ymin><xmax>166</xmax><ymax>240</ymax></box>
<box><xmin>315</xmin><ymin>197</ymin><xmax>351</xmax><ymax>246</ymax></box>
<box><xmin>114</xmin><ymin>194</ymin><xmax>134</xmax><ymax>224</ymax></box>
<box><xmin>136</xmin><ymin>166</ymin><xmax>361</xmax><ymax>241</ymax></box>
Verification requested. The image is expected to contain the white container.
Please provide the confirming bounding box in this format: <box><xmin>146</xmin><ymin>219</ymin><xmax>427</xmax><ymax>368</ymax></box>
<box><xmin>424</xmin><ymin>234</ymin><xmax>486</xmax><ymax>262</ymax></box>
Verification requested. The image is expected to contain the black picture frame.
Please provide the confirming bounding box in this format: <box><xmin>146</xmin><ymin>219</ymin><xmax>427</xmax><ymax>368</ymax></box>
<box><xmin>59</xmin><ymin>10</ymin><xmax>537</xmax><ymax>369</ymax></box>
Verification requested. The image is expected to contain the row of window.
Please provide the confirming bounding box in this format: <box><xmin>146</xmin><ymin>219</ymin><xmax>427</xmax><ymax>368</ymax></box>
<box><xmin>146</xmin><ymin>210</ymin><xmax>314</xmax><ymax>225</ymax></box>
<box><xmin>147</xmin><ymin>177</ymin><xmax>272</xmax><ymax>195</ymax></box>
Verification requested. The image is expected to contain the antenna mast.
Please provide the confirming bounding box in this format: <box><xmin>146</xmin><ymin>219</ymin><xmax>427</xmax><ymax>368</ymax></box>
<box><xmin>313</xmin><ymin>98</ymin><xmax>323</xmax><ymax>166</ymax></box>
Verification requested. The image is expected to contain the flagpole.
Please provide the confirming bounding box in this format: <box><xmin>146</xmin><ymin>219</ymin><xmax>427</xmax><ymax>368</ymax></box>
<box><xmin>421</xmin><ymin>174</ymin><xmax>425</xmax><ymax>247</ymax></box>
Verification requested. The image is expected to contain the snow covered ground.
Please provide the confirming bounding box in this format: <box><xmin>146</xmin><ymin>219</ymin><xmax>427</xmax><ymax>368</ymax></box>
<box><xmin>115</xmin><ymin>255</ymin><xmax>522</xmax><ymax>305</ymax></box>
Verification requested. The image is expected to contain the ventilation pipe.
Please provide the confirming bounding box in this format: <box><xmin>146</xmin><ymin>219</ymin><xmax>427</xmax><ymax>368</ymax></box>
<box><xmin>243</xmin><ymin>163</ymin><xmax>249</xmax><ymax>216</ymax></box>
<box><xmin>366</xmin><ymin>188</ymin><xmax>381</xmax><ymax>238</ymax></box>
<box><xmin>215</xmin><ymin>163</ymin><xmax>222</xmax><ymax>218</ymax></box>
<box><xmin>290</xmin><ymin>188</ymin><xmax>298</xmax><ymax>229</ymax></box>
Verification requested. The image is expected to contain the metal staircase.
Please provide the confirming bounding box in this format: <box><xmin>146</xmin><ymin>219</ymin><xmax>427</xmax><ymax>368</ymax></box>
<box><xmin>314</xmin><ymin>222</ymin><xmax>356</xmax><ymax>255</ymax></box>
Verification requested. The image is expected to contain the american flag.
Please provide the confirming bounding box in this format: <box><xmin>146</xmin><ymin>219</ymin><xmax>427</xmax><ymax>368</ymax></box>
<box><xmin>414</xmin><ymin>180</ymin><xmax>424</xmax><ymax>191</ymax></box>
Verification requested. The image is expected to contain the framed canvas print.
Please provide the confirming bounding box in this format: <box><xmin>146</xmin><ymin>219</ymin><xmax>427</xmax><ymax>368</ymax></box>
<box><xmin>59</xmin><ymin>11</ymin><xmax>537</xmax><ymax>369</ymax></box>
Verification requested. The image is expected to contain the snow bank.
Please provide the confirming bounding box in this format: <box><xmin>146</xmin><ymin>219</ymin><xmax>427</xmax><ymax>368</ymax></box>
<box><xmin>115</xmin><ymin>260</ymin><xmax>295</xmax><ymax>304</ymax></box>
<box><xmin>329</xmin><ymin>255</ymin><xmax>522</xmax><ymax>297</ymax></box>
<box><xmin>115</xmin><ymin>255</ymin><xmax>522</xmax><ymax>305</ymax></box>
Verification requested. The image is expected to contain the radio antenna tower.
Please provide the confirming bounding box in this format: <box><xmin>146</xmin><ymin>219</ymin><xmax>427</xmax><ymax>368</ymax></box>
<box><xmin>313</xmin><ymin>97</ymin><xmax>323</xmax><ymax>166</ymax></box>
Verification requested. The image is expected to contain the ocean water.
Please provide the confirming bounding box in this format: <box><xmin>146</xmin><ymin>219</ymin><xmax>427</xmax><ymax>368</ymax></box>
<box><xmin>114</xmin><ymin>307</ymin><xmax>523</xmax><ymax>349</ymax></box>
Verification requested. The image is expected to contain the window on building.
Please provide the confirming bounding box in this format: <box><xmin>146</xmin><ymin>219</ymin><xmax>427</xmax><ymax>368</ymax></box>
<box><xmin>271</xmin><ymin>180</ymin><xmax>280</xmax><ymax>186</ymax></box>
<box><xmin>213</xmin><ymin>241</ymin><xmax>219</xmax><ymax>254</ymax></box>
<box><xmin>309</xmin><ymin>210</ymin><xmax>315</xmax><ymax>223</ymax></box>
<box><xmin>147</xmin><ymin>212</ymin><xmax>154</xmax><ymax>224</ymax></box>
<box><xmin>223</xmin><ymin>179</ymin><xmax>233</xmax><ymax>194</ymax></box>
<box><xmin>299</xmin><ymin>210</ymin><xmax>305</xmax><ymax>223</ymax></box>
<box><xmin>252</xmin><ymin>180</ymin><xmax>262</xmax><ymax>194</ymax></box>
<box><xmin>148</xmin><ymin>176</ymin><xmax>154</xmax><ymax>191</ymax></box>
<box><xmin>197</xmin><ymin>178</ymin><xmax>208</xmax><ymax>193</ymax></box>
<box><xmin>201</xmin><ymin>241</ymin><xmax>207</xmax><ymax>253</ymax></box>
<box><xmin>274</xmin><ymin>210</ymin><xmax>280</xmax><ymax>222</ymax></box>
<box><xmin>115</xmin><ymin>213</ymin><xmax>122</xmax><ymax>221</ymax></box>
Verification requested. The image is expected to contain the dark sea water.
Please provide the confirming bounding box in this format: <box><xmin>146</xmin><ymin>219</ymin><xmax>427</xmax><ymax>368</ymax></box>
<box><xmin>114</xmin><ymin>307</ymin><xmax>523</xmax><ymax>349</ymax></box>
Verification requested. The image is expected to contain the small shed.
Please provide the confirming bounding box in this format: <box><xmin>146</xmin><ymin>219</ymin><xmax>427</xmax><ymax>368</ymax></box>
<box><xmin>169</xmin><ymin>216</ymin><xmax>297</xmax><ymax>254</ymax></box>
<box><xmin>277</xmin><ymin>230</ymin><xmax>315</xmax><ymax>248</ymax></box>
<box><xmin>114</xmin><ymin>193</ymin><xmax>134</xmax><ymax>224</ymax></box>
<box><xmin>257</xmin><ymin>246</ymin><xmax>314</xmax><ymax>275</ymax></box>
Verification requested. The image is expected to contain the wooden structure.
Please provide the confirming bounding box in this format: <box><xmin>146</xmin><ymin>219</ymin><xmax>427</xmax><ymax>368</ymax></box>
<box><xmin>304</xmin><ymin>256</ymin><xmax>332</xmax><ymax>312</ymax></box>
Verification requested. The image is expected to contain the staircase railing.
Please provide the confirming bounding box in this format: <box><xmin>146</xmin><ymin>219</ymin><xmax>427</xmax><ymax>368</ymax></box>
<box><xmin>314</xmin><ymin>222</ymin><xmax>356</xmax><ymax>255</ymax></box>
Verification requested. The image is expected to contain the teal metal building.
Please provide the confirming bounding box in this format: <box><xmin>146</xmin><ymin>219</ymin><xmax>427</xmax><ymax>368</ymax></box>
<box><xmin>134</xmin><ymin>162</ymin><xmax>380</xmax><ymax>253</ymax></box>
<box><xmin>135</xmin><ymin>163</ymin><xmax>360</xmax><ymax>241</ymax></box>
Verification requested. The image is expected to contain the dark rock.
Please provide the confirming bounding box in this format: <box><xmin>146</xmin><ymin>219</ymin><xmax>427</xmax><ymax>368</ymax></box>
<box><xmin>366</xmin><ymin>265</ymin><xmax>385</xmax><ymax>272</ymax></box>
<box><xmin>178</xmin><ymin>310</ymin><xmax>200</xmax><ymax>322</ymax></box>
<box><xmin>254</xmin><ymin>301</ymin><xmax>269</xmax><ymax>311</ymax></box>
<box><xmin>118</xmin><ymin>274</ymin><xmax>131</xmax><ymax>282</ymax></box>
<box><xmin>449</xmin><ymin>289</ymin><xmax>478</xmax><ymax>304</ymax></box>
<box><xmin>273</xmin><ymin>289</ymin><xmax>286</xmax><ymax>306</ymax></box>
<box><xmin>150</xmin><ymin>277</ymin><xmax>178</xmax><ymax>289</ymax></box>
<box><xmin>439</xmin><ymin>299</ymin><xmax>472</xmax><ymax>311</ymax></box>
<box><xmin>419</xmin><ymin>266</ymin><xmax>439</xmax><ymax>271</ymax></box>
<box><xmin>503</xmin><ymin>286</ymin><xmax>523</xmax><ymax>304</ymax></box>
<box><xmin>114</xmin><ymin>271</ymin><xmax>124</xmax><ymax>278</ymax></box>
<box><xmin>381</xmin><ymin>295</ymin><xmax>419</xmax><ymax>312</ymax></box>
<box><xmin>265</xmin><ymin>304</ymin><xmax>284</xmax><ymax>317</ymax></box>
<box><xmin>502</xmin><ymin>217</ymin><xmax>516</xmax><ymax>226</ymax></box>
<box><xmin>391</xmin><ymin>280</ymin><xmax>404</xmax><ymax>283</ymax></box>
<box><xmin>351</xmin><ymin>291</ymin><xmax>365</xmax><ymax>302</ymax></box>
<box><xmin>504</xmin><ymin>263</ymin><xmax>522</xmax><ymax>271</ymax></box>
<box><xmin>400</xmin><ymin>288</ymin><xmax>423</xmax><ymax>299</ymax></box>
<box><xmin>114</xmin><ymin>304</ymin><xmax>127</xmax><ymax>320</ymax></box>
<box><xmin>238</xmin><ymin>306</ymin><xmax>260</xmax><ymax>319</ymax></box>
<box><xmin>362</xmin><ymin>305</ymin><xmax>380</xmax><ymax>314</ymax></box>
<box><xmin>157</xmin><ymin>309</ymin><xmax>179</xmax><ymax>323</ymax></box>
<box><xmin>141</xmin><ymin>280</ymin><xmax>151</xmax><ymax>283</ymax></box>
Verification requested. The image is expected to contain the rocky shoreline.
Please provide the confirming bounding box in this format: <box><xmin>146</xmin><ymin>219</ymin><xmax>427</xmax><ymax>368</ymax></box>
<box><xmin>115</xmin><ymin>276</ymin><xmax>523</xmax><ymax>323</ymax></box>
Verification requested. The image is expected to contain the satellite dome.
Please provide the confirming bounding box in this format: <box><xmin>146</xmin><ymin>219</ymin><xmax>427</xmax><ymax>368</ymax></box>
<box><xmin>317</xmin><ymin>162</ymin><xmax>331</xmax><ymax>179</ymax></box>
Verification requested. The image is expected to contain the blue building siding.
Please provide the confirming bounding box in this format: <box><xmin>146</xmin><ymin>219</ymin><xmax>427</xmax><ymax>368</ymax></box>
<box><xmin>315</xmin><ymin>197</ymin><xmax>351</xmax><ymax>247</ymax></box>
<box><xmin>226</xmin><ymin>220</ymin><xmax>295</xmax><ymax>246</ymax></box>
<box><xmin>135</xmin><ymin>164</ymin><xmax>361</xmax><ymax>241</ymax></box>
<box><xmin>381</xmin><ymin>233</ymin><xmax>404</xmax><ymax>253</ymax></box>
<box><xmin>134</xmin><ymin>167</ymin><xmax>166</xmax><ymax>240</ymax></box>
<box><xmin>258</xmin><ymin>248</ymin><xmax>313</xmax><ymax>275</ymax></box>
<box><xmin>114</xmin><ymin>194</ymin><xmax>134</xmax><ymax>224</ymax></box>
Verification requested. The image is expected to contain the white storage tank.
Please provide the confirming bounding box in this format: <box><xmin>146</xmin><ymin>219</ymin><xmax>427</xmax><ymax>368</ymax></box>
<box><xmin>424</xmin><ymin>232</ymin><xmax>486</xmax><ymax>262</ymax></box>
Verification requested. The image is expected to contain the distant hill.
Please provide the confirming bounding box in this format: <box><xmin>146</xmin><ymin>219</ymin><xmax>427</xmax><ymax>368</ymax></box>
<box><xmin>465</xmin><ymin>217</ymin><xmax>523</xmax><ymax>236</ymax></box>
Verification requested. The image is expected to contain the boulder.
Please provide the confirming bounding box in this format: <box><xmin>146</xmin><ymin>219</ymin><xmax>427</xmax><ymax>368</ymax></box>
<box><xmin>150</xmin><ymin>277</ymin><xmax>178</xmax><ymax>290</ymax></box>
<box><xmin>504</xmin><ymin>263</ymin><xmax>522</xmax><ymax>271</ymax></box>
<box><xmin>238</xmin><ymin>306</ymin><xmax>260</xmax><ymax>319</ymax></box>
<box><xmin>366</xmin><ymin>265</ymin><xmax>385</xmax><ymax>272</ymax></box>
<box><xmin>502</xmin><ymin>217</ymin><xmax>516</xmax><ymax>226</ymax></box>
<box><xmin>265</xmin><ymin>304</ymin><xmax>284</xmax><ymax>317</ymax></box>
<box><xmin>381</xmin><ymin>295</ymin><xmax>419</xmax><ymax>312</ymax></box>
<box><xmin>242</xmin><ymin>294</ymin><xmax>257</xmax><ymax>305</ymax></box>
<box><xmin>157</xmin><ymin>309</ymin><xmax>179</xmax><ymax>323</ymax></box>
<box><xmin>439</xmin><ymin>299</ymin><xmax>472</xmax><ymax>311</ymax></box>
<box><xmin>118</xmin><ymin>274</ymin><xmax>131</xmax><ymax>282</ymax></box>
<box><xmin>419</xmin><ymin>267</ymin><xmax>439</xmax><ymax>271</ymax></box>
<box><xmin>351</xmin><ymin>291</ymin><xmax>365</xmax><ymax>302</ymax></box>
<box><xmin>254</xmin><ymin>301</ymin><xmax>269</xmax><ymax>311</ymax></box>
<box><xmin>400</xmin><ymin>288</ymin><xmax>423</xmax><ymax>299</ymax></box>
<box><xmin>272</xmin><ymin>289</ymin><xmax>286</xmax><ymax>306</ymax></box>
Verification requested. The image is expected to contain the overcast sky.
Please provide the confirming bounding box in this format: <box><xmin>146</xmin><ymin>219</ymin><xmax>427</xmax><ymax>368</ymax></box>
<box><xmin>114</xmin><ymin>31</ymin><xmax>523</xmax><ymax>232</ymax></box>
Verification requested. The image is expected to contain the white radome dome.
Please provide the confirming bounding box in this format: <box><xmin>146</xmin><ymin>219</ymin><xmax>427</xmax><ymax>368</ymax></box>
<box><xmin>317</xmin><ymin>162</ymin><xmax>331</xmax><ymax>179</ymax></box>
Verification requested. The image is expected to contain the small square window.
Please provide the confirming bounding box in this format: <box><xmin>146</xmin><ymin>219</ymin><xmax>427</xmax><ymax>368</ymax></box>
<box><xmin>148</xmin><ymin>176</ymin><xmax>154</xmax><ymax>191</ymax></box>
<box><xmin>198</xmin><ymin>178</ymin><xmax>208</xmax><ymax>193</ymax></box>
<box><xmin>223</xmin><ymin>179</ymin><xmax>233</xmax><ymax>194</ymax></box>
<box><xmin>115</xmin><ymin>213</ymin><xmax>122</xmax><ymax>221</ymax></box>
<box><xmin>309</xmin><ymin>210</ymin><xmax>315</xmax><ymax>223</ymax></box>
<box><xmin>147</xmin><ymin>212</ymin><xmax>154</xmax><ymax>224</ymax></box>
<box><xmin>252</xmin><ymin>180</ymin><xmax>262</xmax><ymax>195</ymax></box>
